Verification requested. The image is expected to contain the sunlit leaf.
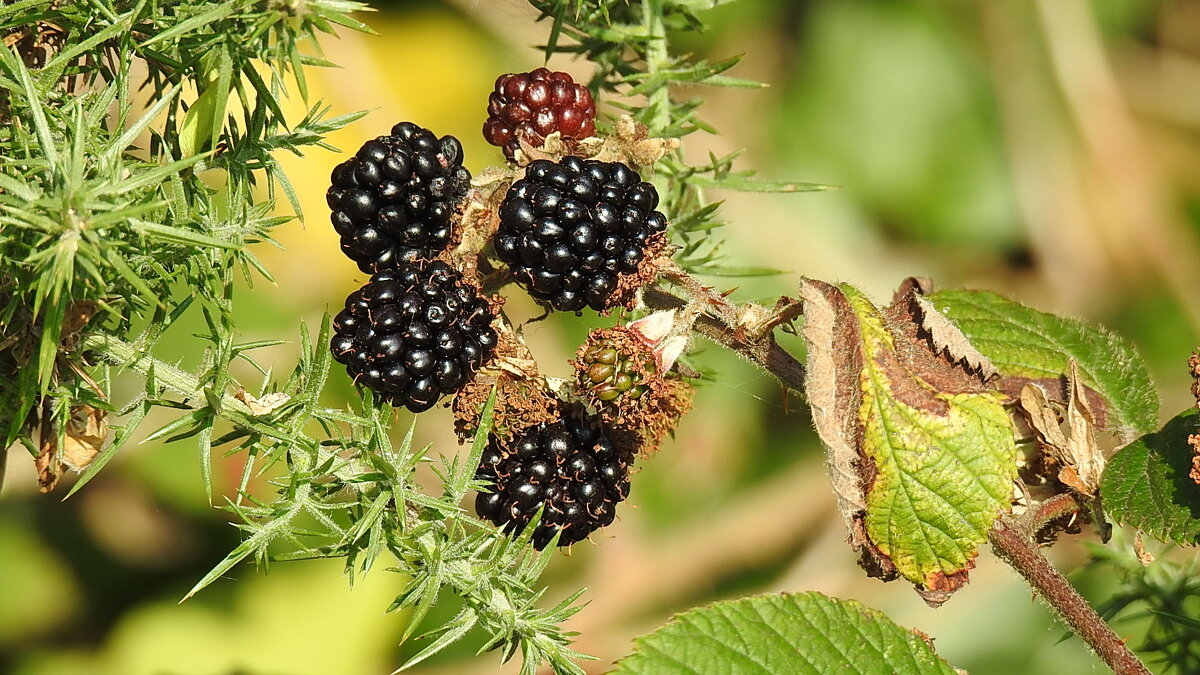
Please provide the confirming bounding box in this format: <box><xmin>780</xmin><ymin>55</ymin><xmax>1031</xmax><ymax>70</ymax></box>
<box><xmin>613</xmin><ymin>592</ymin><xmax>956</xmax><ymax>675</ymax></box>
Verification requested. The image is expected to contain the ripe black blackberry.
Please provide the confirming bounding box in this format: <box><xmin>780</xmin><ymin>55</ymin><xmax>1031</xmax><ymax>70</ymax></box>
<box><xmin>474</xmin><ymin>408</ymin><xmax>633</xmax><ymax>549</ymax></box>
<box><xmin>494</xmin><ymin>157</ymin><xmax>668</xmax><ymax>312</ymax></box>
<box><xmin>483</xmin><ymin>68</ymin><xmax>596</xmax><ymax>160</ymax></box>
<box><xmin>327</xmin><ymin>122</ymin><xmax>472</xmax><ymax>273</ymax></box>
<box><xmin>330</xmin><ymin>260</ymin><xmax>498</xmax><ymax>413</ymax></box>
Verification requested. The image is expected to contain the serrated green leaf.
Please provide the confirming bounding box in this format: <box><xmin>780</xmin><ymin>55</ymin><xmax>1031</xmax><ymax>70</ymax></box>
<box><xmin>612</xmin><ymin>592</ymin><xmax>956</xmax><ymax>675</ymax></box>
<box><xmin>928</xmin><ymin>288</ymin><xmax>1159</xmax><ymax>441</ymax></box>
<box><xmin>1101</xmin><ymin>408</ymin><xmax>1200</xmax><ymax>546</ymax></box>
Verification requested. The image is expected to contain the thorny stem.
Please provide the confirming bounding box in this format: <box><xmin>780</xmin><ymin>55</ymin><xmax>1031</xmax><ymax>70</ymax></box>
<box><xmin>989</xmin><ymin>517</ymin><xmax>1149</xmax><ymax>674</ymax></box>
<box><xmin>78</xmin><ymin>332</ymin><xmax>373</xmax><ymax>488</ymax></box>
<box><xmin>659</xmin><ymin>260</ymin><xmax>741</xmax><ymax>328</ymax></box>
<box><xmin>642</xmin><ymin>285</ymin><xmax>805</xmax><ymax>392</ymax></box>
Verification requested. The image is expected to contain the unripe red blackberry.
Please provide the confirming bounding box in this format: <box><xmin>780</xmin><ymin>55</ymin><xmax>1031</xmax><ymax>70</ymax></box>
<box><xmin>327</xmin><ymin>122</ymin><xmax>471</xmax><ymax>273</ymax></box>
<box><xmin>494</xmin><ymin>156</ymin><xmax>668</xmax><ymax>312</ymax></box>
<box><xmin>330</xmin><ymin>260</ymin><xmax>498</xmax><ymax>412</ymax></box>
<box><xmin>483</xmin><ymin>68</ymin><xmax>596</xmax><ymax>160</ymax></box>
<box><xmin>474</xmin><ymin>407</ymin><xmax>633</xmax><ymax>549</ymax></box>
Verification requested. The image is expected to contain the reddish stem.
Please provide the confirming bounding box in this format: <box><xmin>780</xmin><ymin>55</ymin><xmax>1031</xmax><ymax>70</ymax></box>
<box><xmin>989</xmin><ymin>517</ymin><xmax>1149</xmax><ymax>675</ymax></box>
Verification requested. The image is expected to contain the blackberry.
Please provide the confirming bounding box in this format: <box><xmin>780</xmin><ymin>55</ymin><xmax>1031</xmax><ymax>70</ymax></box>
<box><xmin>577</xmin><ymin>333</ymin><xmax>655</xmax><ymax>404</ymax></box>
<box><xmin>573</xmin><ymin>326</ymin><xmax>694</xmax><ymax>455</ymax></box>
<box><xmin>330</xmin><ymin>260</ymin><xmax>498</xmax><ymax>412</ymax></box>
<box><xmin>474</xmin><ymin>409</ymin><xmax>633</xmax><ymax>549</ymax></box>
<box><xmin>483</xmin><ymin>68</ymin><xmax>596</xmax><ymax>160</ymax></box>
<box><xmin>494</xmin><ymin>157</ymin><xmax>668</xmax><ymax>312</ymax></box>
<box><xmin>327</xmin><ymin>122</ymin><xmax>472</xmax><ymax>273</ymax></box>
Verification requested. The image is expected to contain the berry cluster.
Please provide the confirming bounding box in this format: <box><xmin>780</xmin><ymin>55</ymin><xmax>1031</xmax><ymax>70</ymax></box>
<box><xmin>322</xmin><ymin>75</ymin><xmax>688</xmax><ymax>554</ymax></box>
<box><xmin>578</xmin><ymin>338</ymin><xmax>654</xmax><ymax>404</ymax></box>
<box><xmin>474</xmin><ymin>407</ymin><xmax>632</xmax><ymax>549</ymax></box>
<box><xmin>495</xmin><ymin>157</ymin><xmax>667</xmax><ymax>312</ymax></box>
<box><xmin>327</xmin><ymin>122</ymin><xmax>471</xmax><ymax>273</ymax></box>
<box><xmin>330</xmin><ymin>261</ymin><xmax>497</xmax><ymax>413</ymax></box>
<box><xmin>483</xmin><ymin>68</ymin><xmax>596</xmax><ymax>160</ymax></box>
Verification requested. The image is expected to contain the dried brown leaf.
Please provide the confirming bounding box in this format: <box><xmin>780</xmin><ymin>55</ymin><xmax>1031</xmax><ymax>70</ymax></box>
<box><xmin>799</xmin><ymin>280</ymin><xmax>868</xmax><ymax>540</ymax></box>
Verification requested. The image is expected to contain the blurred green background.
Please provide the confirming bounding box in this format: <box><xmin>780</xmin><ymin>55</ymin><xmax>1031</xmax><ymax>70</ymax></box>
<box><xmin>4</xmin><ymin>0</ymin><xmax>1200</xmax><ymax>673</ymax></box>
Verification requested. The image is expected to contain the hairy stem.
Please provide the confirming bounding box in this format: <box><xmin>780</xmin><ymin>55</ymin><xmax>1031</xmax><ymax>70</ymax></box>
<box><xmin>659</xmin><ymin>260</ymin><xmax>741</xmax><ymax>328</ymax></box>
<box><xmin>643</xmin><ymin>285</ymin><xmax>805</xmax><ymax>391</ymax></box>
<box><xmin>990</xmin><ymin>517</ymin><xmax>1147</xmax><ymax>674</ymax></box>
<box><xmin>1017</xmin><ymin>492</ymin><xmax>1083</xmax><ymax>537</ymax></box>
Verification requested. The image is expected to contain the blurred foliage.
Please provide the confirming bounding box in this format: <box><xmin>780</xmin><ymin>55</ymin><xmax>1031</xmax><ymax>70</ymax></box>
<box><xmin>4</xmin><ymin>0</ymin><xmax>1200</xmax><ymax>673</ymax></box>
<box><xmin>1085</xmin><ymin>534</ymin><xmax>1200</xmax><ymax>673</ymax></box>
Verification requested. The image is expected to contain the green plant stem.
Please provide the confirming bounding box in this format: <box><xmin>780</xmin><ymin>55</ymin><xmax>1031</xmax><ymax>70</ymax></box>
<box><xmin>989</xmin><ymin>516</ymin><xmax>1149</xmax><ymax>674</ymax></box>
<box><xmin>78</xmin><ymin>331</ymin><xmax>370</xmax><ymax>485</ymax></box>
<box><xmin>641</xmin><ymin>0</ymin><xmax>671</xmax><ymax>136</ymax></box>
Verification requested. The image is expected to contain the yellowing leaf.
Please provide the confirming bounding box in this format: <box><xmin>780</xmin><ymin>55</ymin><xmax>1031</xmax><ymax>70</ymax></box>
<box><xmin>802</xmin><ymin>279</ymin><xmax>1018</xmax><ymax>605</ymax></box>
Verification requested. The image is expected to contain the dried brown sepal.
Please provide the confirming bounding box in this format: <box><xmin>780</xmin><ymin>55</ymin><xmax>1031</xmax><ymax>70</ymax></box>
<box><xmin>632</xmin><ymin>378</ymin><xmax>694</xmax><ymax>456</ymax></box>
<box><xmin>36</xmin><ymin>404</ymin><xmax>108</xmax><ymax>493</ymax></box>
<box><xmin>452</xmin><ymin>167</ymin><xmax>519</xmax><ymax>264</ymax></box>
<box><xmin>1190</xmin><ymin>434</ymin><xmax>1200</xmax><ymax>486</ymax></box>
<box><xmin>453</xmin><ymin>324</ymin><xmax>559</xmax><ymax>443</ymax></box>
<box><xmin>1017</xmin><ymin>361</ymin><xmax>1105</xmax><ymax>499</ymax></box>
<box><xmin>234</xmin><ymin>389</ymin><xmax>291</xmax><ymax>417</ymax></box>
<box><xmin>513</xmin><ymin>131</ymin><xmax>591</xmax><ymax>166</ymax></box>
<box><xmin>512</xmin><ymin>117</ymin><xmax>679</xmax><ymax>169</ymax></box>
<box><xmin>1190</xmin><ymin>350</ymin><xmax>1200</xmax><ymax>407</ymax></box>
<box><xmin>1133</xmin><ymin>531</ymin><xmax>1155</xmax><ymax>566</ymax></box>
